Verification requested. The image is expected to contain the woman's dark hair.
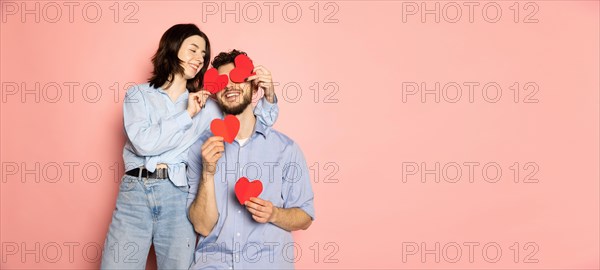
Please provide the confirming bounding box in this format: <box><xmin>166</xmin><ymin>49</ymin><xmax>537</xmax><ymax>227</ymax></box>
<box><xmin>148</xmin><ymin>24</ymin><xmax>211</xmax><ymax>92</ymax></box>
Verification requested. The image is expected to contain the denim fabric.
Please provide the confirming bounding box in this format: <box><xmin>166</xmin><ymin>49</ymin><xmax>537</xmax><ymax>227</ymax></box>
<box><xmin>101</xmin><ymin>174</ymin><xmax>195</xmax><ymax>269</ymax></box>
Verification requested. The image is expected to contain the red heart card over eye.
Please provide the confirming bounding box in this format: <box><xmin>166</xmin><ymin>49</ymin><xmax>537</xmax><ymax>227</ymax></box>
<box><xmin>204</xmin><ymin>68</ymin><xmax>228</xmax><ymax>94</ymax></box>
<box><xmin>210</xmin><ymin>115</ymin><xmax>240</xmax><ymax>143</ymax></box>
<box><xmin>229</xmin><ymin>54</ymin><xmax>257</xmax><ymax>83</ymax></box>
<box><xmin>235</xmin><ymin>177</ymin><xmax>263</xmax><ymax>205</ymax></box>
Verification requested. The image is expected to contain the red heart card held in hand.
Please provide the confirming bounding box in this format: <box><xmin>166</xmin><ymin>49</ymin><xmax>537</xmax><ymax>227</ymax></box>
<box><xmin>235</xmin><ymin>177</ymin><xmax>263</xmax><ymax>205</ymax></box>
<box><xmin>203</xmin><ymin>68</ymin><xmax>228</xmax><ymax>94</ymax></box>
<box><xmin>210</xmin><ymin>115</ymin><xmax>240</xmax><ymax>143</ymax></box>
<box><xmin>229</xmin><ymin>54</ymin><xmax>257</xmax><ymax>83</ymax></box>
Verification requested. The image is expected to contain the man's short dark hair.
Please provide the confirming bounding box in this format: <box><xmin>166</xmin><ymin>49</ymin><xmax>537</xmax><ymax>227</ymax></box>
<box><xmin>211</xmin><ymin>49</ymin><xmax>248</xmax><ymax>69</ymax></box>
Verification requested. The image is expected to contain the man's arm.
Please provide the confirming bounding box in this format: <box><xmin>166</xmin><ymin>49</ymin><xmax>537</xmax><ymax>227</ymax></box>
<box><xmin>245</xmin><ymin>198</ymin><xmax>312</xmax><ymax>231</ymax></box>
<box><xmin>188</xmin><ymin>136</ymin><xmax>224</xmax><ymax>236</ymax></box>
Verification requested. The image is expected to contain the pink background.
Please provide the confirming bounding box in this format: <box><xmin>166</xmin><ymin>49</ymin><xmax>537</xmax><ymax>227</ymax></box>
<box><xmin>1</xmin><ymin>1</ymin><xmax>599</xmax><ymax>269</ymax></box>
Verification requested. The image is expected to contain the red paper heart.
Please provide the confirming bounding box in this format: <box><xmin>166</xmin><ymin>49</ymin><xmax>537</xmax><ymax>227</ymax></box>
<box><xmin>203</xmin><ymin>68</ymin><xmax>228</xmax><ymax>94</ymax></box>
<box><xmin>229</xmin><ymin>54</ymin><xmax>256</xmax><ymax>83</ymax></box>
<box><xmin>210</xmin><ymin>115</ymin><xmax>240</xmax><ymax>143</ymax></box>
<box><xmin>235</xmin><ymin>177</ymin><xmax>263</xmax><ymax>205</ymax></box>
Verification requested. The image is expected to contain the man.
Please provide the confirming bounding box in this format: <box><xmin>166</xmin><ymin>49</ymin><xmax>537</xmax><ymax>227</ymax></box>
<box><xmin>187</xmin><ymin>50</ymin><xmax>315</xmax><ymax>269</ymax></box>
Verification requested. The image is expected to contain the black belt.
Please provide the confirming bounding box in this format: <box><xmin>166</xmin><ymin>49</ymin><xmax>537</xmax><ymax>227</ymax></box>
<box><xmin>126</xmin><ymin>168</ymin><xmax>169</xmax><ymax>179</ymax></box>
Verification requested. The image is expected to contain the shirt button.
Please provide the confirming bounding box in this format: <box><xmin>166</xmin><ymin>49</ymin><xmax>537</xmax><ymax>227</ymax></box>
<box><xmin>236</xmin><ymin>232</ymin><xmax>240</xmax><ymax>237</ymax></box>
<box><xmin>238</xmin><ymin>210</ymin><xmax>241</xmax><ymax>214</ymax></box>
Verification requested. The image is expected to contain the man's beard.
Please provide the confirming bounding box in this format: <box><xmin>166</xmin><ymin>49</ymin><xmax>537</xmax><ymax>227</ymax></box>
<box><xmin>217</xmin><ymin>90</ymin><xmax>252</xmax><ymax>115</ymax></box>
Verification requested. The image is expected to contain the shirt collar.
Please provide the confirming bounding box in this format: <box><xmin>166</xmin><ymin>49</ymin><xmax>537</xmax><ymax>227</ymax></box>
<box><xmin>156</xmin><ymin>86</ymin><xmax>189</xmax><ymax>102</ymax></box>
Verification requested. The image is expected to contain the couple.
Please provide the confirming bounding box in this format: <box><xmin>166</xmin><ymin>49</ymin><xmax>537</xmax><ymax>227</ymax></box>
<box><xmin>101</xmin><ymin>24</ymin><xmax>315</xmax><ymax>269</ymax></box>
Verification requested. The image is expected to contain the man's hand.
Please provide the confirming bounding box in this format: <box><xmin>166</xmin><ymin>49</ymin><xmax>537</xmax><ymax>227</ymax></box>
<box><xmin>201</xmin><ymin>136</ymin><xmax>224</xmax><ymax>175</ymax></box>
<box><xmin>247</xmin><ymin>66</ymin><xmax>275</xmax><ymax>103</ymax></box>
<box><xmin>187</xmin><ymin>90</ymin><xmax>211</xmax><ymax>117</ymax></box>
<box><xmin>245</xmin><ymin>197</ymin><xmax>278</xmax><ymax>223</ymax></box>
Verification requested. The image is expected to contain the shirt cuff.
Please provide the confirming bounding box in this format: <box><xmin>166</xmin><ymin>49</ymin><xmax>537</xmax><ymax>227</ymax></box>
<box><xmin>299</xmin><ymin>203</ymin><xmax>315</xmax><ymax>221</ymax></box>
<box><xmin>256</xmin><ymin>94</ymin><xmax>278</xmax><ymax>113</ymax></box>
<box><xmin>263</xmin><ymin>94</ymin><xmax>278</xmax><ymax>106</ymax></box>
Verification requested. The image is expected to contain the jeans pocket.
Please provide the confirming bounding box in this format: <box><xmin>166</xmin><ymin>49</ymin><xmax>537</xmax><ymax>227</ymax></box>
<box><xmin>177</xmin><ymin>184</ymin><xmax>190</xmax><ymax>193</ymax></box>
<box><xmin>119</xmin><ymin>175</ymin><xmax>137</xmax><ymax>192</ymax></box>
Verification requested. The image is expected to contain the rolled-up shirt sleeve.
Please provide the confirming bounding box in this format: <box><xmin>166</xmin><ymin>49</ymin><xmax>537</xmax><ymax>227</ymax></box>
<box><xmin>253</xmin><ymin>95</ymin><xmax>279</xmax><ymax>127</ymax></box>
<box><xmin>281</xmin><ymin>143</ymin><xmax>315</xmax><ymax>220</ymax></box>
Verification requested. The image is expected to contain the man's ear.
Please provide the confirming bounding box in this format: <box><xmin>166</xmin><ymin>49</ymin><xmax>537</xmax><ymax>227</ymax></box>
<box><xmin>251</xmin><ymin>82</ymin><xmax>259</xmax><ymax>95</ymax></box>
<box><xmin>248</xmin><ymin>83</ymin><xmax>260</xmax><ymax>103</ymax></box>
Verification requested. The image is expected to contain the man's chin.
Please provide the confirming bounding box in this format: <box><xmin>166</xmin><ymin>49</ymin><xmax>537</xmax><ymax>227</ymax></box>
<box><xmin>223</xmin><ymin>100</ymin><xmax>242</xmax><ymax>107</ymax></box>
<box><xmin>220</xmin><ymin>104</ymin><xmax>247</xmax><ymax>115</ymax></box>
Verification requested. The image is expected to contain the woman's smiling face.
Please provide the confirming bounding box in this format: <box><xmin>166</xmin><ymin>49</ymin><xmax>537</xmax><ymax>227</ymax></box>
<box><xmin>178</xmin><ymin>35</ymin><xmax>206</xmax><ymax>79</ymax></box>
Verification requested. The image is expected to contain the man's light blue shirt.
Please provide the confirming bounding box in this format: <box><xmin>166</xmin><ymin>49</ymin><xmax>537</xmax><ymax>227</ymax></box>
<box><xmin>187</xmin><ymin>117</ymin><xmax>315</xmax><ymax>269</ymax></box>
<box><xmin>122</xmin><ymin>83</ymin><xmax>279</xmax><ymax>186</ymax></box>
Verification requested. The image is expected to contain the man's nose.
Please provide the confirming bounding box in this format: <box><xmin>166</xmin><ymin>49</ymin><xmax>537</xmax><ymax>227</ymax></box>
<box><xmin>226</xmin><ymin>80</ymin><xmax>235</xmax><ymax>89</ymax></box>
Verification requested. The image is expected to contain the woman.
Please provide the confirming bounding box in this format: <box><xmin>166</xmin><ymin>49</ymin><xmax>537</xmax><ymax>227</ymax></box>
<box><xmin>100</xmin><ymin>24</ymin><xmax>278</xmax><ymax>269</ymax></box>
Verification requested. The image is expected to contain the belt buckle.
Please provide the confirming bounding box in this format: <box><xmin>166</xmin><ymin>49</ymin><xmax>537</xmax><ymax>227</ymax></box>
<box><xmin>143</xmin><ymin>168</ymin><xmax>166</xmax><ymax>180</ymax></box>
<box><xmin>156</xmin><ymin>168</ymin><xmax>167</xmax><ymax>179</ymax></box>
